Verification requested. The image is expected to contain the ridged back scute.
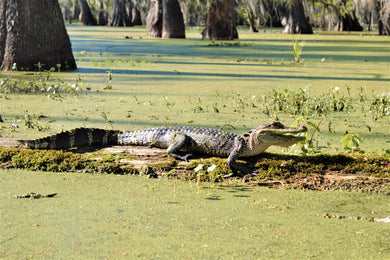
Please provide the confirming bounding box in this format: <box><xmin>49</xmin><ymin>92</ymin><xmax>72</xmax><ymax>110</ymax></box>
<box><xmin>25</xmin><ymin>128</ymin><xmax>120</xmax><ymax>149</ymax></box>
<box><xmin>118</xmin><ymin>126</ymin><xmax>237</xmax><ymax>156</ymax></box>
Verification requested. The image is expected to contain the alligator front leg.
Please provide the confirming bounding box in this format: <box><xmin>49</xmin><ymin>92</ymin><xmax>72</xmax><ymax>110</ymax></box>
<box><xmin>227</xmin><ymin>137</ymin><xmax>257</xmax><ymax>175</ymax></box>
<box><xmin>166</xmin><ymin>133</ymin><xmax>194</xmax><ymax>161</ymax></box>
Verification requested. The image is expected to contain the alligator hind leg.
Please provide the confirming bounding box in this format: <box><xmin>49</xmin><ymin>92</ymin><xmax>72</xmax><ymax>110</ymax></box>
<box><xmin>166</xmin><ymin>133</ymin><xmax>195</xmax><ymax>161</ymax></box>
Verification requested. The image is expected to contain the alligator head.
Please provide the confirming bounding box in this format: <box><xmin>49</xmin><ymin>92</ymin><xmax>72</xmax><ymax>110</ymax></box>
<box><xmin>248</xmin><ymin>121</ymin><xmax>307</xmax><ymax>150</ymax></box>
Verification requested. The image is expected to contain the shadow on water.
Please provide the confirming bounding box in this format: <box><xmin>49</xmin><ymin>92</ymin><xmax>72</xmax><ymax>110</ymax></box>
<box><xmin>70</xmin><ymin>34</ymin><xmax>390</xmax><ymax>63</ymax></box>
<box><xmin>76</xmin><ymin>67</ymin><xmax>388</xmax><ymax>82</ymax></box>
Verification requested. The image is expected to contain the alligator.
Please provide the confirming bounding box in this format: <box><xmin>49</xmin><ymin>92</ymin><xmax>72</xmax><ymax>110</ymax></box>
<box><xmin>21</xmin><ymin>121</ymin><xmax>307</xmax><ymax>174</ymax></box>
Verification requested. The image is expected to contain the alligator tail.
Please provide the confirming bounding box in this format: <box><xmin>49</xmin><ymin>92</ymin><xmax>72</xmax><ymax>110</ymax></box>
<box><xmin>21</xmin><ymin>128</ymin><xmax>120</xmax><ymax>150</ymax></box>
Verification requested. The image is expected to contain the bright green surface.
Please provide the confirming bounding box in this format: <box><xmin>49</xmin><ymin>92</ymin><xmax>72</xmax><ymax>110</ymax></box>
<box><xmin>1</xmin><ymin>169</ymin><xmax>389</xmax><ymax>258</ymax></box>
<box><xmin>1</xmin><ymin>26</ymin><xmax>389</xmax><ymax>153</ymax></box>
<box><xmin>0</xmin><ymin>27</ymin><xmax>389</xmax><ymax>258</ymax></box>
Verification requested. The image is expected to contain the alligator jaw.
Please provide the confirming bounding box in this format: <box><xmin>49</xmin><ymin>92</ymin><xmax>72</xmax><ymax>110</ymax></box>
<box><xmin>261</xmin><ymin>125</ymin><xmax>307</xmax><ymax>147</ymax></box>
<box><xmin>250</xmin><ymin>122</ymin><xmax>307</xmax><ymax>148</ymax></box>
<box><xmin>268</xmin><ymin>132</ymin><xmax>306</xmax><ymax>147</ymax></box>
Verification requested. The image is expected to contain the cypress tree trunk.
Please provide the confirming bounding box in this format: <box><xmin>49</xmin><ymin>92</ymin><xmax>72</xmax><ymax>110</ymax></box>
<box><xmin>0</xmin><ymin>0</ymin><xmax>6</xmax><ymax>64</ymax></box>
<box><xmin>0</xmin><ymin>0</ymin><xmax>77</xmax><ymax>71</ymax></box>
<box><xmin>244</xmin><ymin>0</ymin><xmax>258</xmax><ymax>32</ymax></box>
<box><xmin>110</xmin><ymin>0</ymin><xmax>132</xmax><ymax>26</ymax></box>
<box><xmin>79</xmin><ymin>0</ymin><xmax>97</xmax><ymax>25</ymax></box>
<box><xmin>97</xmin><ymin>0</ymin><xmax>108</xmax><ymax>26</ymax></box>
<box><xmin>377</xmin><ymin>0</ymin><xmax>390</xmax><ymax>35</ymax></box>
<box><xmin>230</xmin><ymin>0</ymin><xmax>239</xmax><ymax>39</ymax></box>
<box><xmin>162</xmin><ymin>0</ymin><xmax>185</xmax><ymax>38</ymax></box>
<box><xmin>283</xmin><ymin>0</ymin><xmax>313</xmax><ymax>34</ymax></box>
<box><xmin>146</xmin><ymin>0</ymin><xmax>163</xmax><ymax>37</ymax></box>
<box><xmin>131</xmin><ymin>5</ymin><xmax>142</xmax><ymax>25</ymax></box>
<box><xmin>335</xmin><ymin>12</ymin><xmax>363</xmax><ymax>31</ymax></box>
<box><xmin>64</xmin><ymin>0</ymin><xmax>72</xmax><ymax>24</ymax></box>
<box><xmin>334</xmin><ymin>0</ymin><xmax>363</xmax><ymax>31</ymax></box>
<box><xmin>72</xmin><ymin>0</ymin><xmax>80</xmax><ymax>20</ymax></box>
<box><xmin>202</xmin><ymin>0</ymin><xmax>238</xmax><ymax>40</ymax></box>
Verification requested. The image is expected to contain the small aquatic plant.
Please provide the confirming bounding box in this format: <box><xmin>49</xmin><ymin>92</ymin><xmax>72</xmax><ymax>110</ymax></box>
<box><xmin>291</xmin><ymin>36</ymin><xmax>305</xmax><ymax>63</ymax></box>
<box><xmin>341</xmin><ymin>132</ymin><xmax>362</xmax><ymax>153</ymax></box>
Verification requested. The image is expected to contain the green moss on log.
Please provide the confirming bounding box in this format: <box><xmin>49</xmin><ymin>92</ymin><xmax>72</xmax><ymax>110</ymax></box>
<box><xmin>1</xmin><ymin>147</ymin><xmax>388</xmax><ymax>193</ymax></box>
<box><xmin>0</xmin><ymin>147</ymin><xmax>138</xmax><ymax>175</ymax></box>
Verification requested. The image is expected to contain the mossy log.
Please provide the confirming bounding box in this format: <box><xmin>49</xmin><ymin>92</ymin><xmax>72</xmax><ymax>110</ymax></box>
<box><xmin>0</xmin><ymin>139</ymin><xmax>389</xmax><ymax>194</ymax></box>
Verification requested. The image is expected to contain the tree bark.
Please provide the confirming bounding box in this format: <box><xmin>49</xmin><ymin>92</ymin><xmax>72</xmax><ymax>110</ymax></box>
<box><xmin>0</xmin><ymin>0</ymin><xmax>6</xmax><ymax>64</ymax></box>
<box><xmin>64</xmin><ymin>0</ymin><xmax>72</xmax><ymax>24</ymax></box>
<box><xmin>377</xmin><ymin>0</ymin><xmax>390</xmax><ymax>35</ymax></box>
<box><xmin>335</xmin><ymin>13</ymin><xmax>363</xmax><ymax>31</ymax></box>
<box><xmin>243</xmin><ymin>0</ymin><xmax>258</xmax><ymax>32</ymax></box>
<box><xmin>230</xmin><ymin>0</ymin><xmax>239</xmax><ymax>39</ymax></box>
<box><xmin>146</xmin><ymin>0</ymin><xmax>163</xmax><ymax>37</ymax></box>
<box><xmin>0</xmin><ymin>0</ymin><xmax>76</xmax><ymax>71</ymax></box>
<box><xmin>131</xmin><ymin>5</ymin><xmax>142</xmax><ymax>25</ymax></box>
<box><xmin>79</xmin><ymin>0</ymin><xmax>97</xmax><ymax>25</ymax></box>
<box><xmin>162</xmin><ymin>0</ymin><xmax>185</xmax><ymax>38</ymax></box>
<box><xmin>72</xmin><ymin>0</ymin><xmax>80</xmax><ymax>20</ymax></box>
<box><xmin>334</xmin><ymin>0</ymin><xmax>363</xmax><ymax>31</ymax></box>
<box><xmin>110</xmin><ymin>0</ymin><xmax>132</xmax><ymax>26</ymax></box>
<box><xmin>202</xmin><ymin>0</ymin><xmax>238</xmax><ymax>40</ymax></box>
<box><xmin>283</xmin><ymin>0</ymin><xmax>313</xmax><ymax>34</ymax></box>
<box><xmin>97</xmin><ymin>0</ymin><xmax>108</xmax><ymax>26</ymax></box>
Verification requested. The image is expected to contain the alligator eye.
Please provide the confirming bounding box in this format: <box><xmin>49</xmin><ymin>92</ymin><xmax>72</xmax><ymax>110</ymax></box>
<box><xmin>271</xmin><ymin>121</ymin><xmax>283</xmax><ymax>128</ymax></box>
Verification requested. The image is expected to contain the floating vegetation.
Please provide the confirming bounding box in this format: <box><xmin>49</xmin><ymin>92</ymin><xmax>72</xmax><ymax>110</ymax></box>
<box><xmin>0</xmin><ymin>66</ymin><xmax>85</xmax><ymax>98</ymax></box>
<box><xmin>103</xmin><ymin>70</ymin><xmax>113</xmax><ymax>90</ymax></box>
<box><xmin>209</xmin><ymin>86</ymin><xmax>390</xmax><ymax>121</ymax></box>
<box><xmin>207</xmin><ymin>41</ymin><xmax>253</xmax><ymax>47</ymax></box>
<box><xmin>178</xmin><ymin>86</ymin><xmax>389</xmax><ymax>123</ymax></box>
<box><xmin>14</xmin><ymin>192</ymin><xmax>57</xmax><ymax>199</ymax></box>
<box><xmin>1</xmin><ymin>147</ymin><xmax>388</xmax><ymax>193</ymax></box>
<box><xmin>22</xmin><ymin>111</ymin><xmax>50</xmax><ymax>132</ymax></box>
<box><xmin>341</xmin><ymin>132</ymin><xmax>362</xmax><ymax>153</ymax></box>
<box><xmin>91</xmin><ymin>58</ymin><xmax>152</xmax><ymax>67</ymax></box>
<box><xmin>291</xmin><ymin>36</ymin><xmax>305</xmax><ymax>63</ymax></box>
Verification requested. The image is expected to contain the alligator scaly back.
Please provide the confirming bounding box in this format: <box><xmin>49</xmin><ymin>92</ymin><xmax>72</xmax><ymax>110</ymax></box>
<box><xmin>19</xmin><ymin>122</ymin><xmax>306</xmax><ymax>174</ymax></box>
<box><xmin>22</xmin><ymin>128</ymin><xmax>120</xmax><ymax>150</ymax></box>
<box><xmin>117</xmin><ymin>127</ymin><xmax>237</xmax><ymax>157</ymax></box>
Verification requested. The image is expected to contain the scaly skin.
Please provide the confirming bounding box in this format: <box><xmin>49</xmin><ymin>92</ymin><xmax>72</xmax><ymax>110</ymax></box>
<box><xmin>22</xmin><ymin>121</ymin><xmax>307</xmax><ymax>174</ymax></box>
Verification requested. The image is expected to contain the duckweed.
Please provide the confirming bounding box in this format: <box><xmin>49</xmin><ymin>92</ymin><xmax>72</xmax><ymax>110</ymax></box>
<box><xmin>0</xmin><ymin>147</ymin><xmax>388</xmax><ymax>193</ymax></box>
